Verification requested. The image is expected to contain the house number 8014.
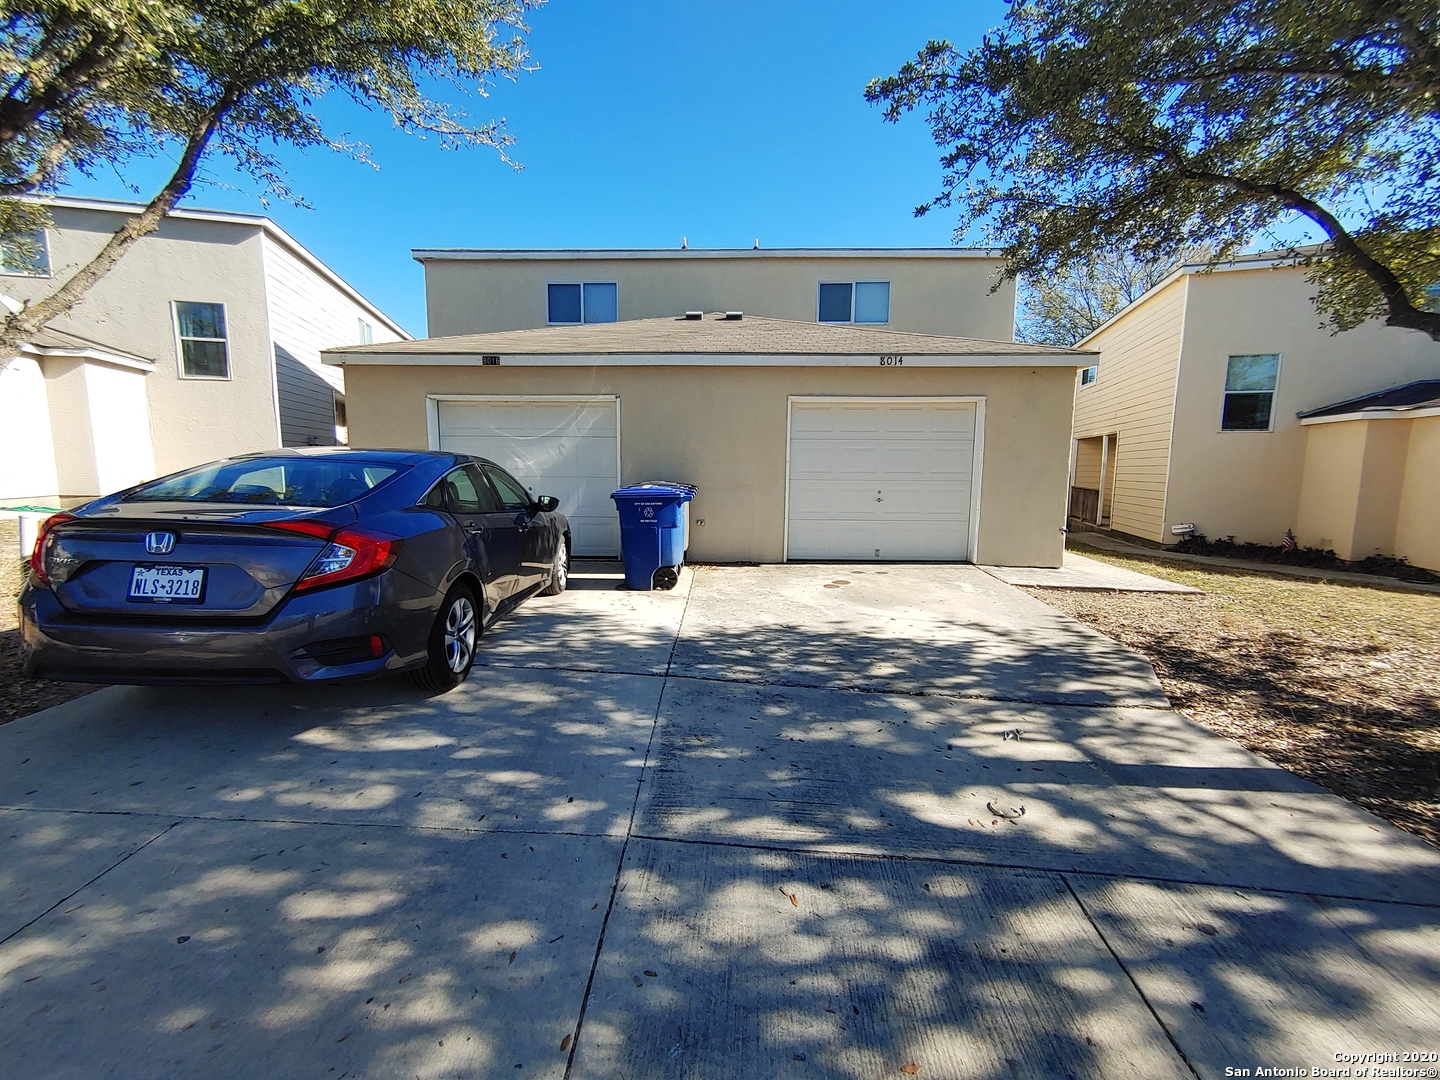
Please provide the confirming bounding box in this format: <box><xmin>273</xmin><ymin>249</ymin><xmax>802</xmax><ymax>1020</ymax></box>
<box><xmin>879</xmin><ymin>355</ymin><xmax>904</xmax><ymax>366</ymax></box>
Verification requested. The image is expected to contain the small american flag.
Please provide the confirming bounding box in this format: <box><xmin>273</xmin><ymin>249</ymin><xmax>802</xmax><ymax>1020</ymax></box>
<box><xmin>1282</xmin><ymin>529</ymin><xmax>1297</xmax><ymax>551</ymax></box>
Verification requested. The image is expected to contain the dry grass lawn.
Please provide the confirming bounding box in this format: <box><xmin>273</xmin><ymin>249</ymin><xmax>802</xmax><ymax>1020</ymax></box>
<box><xmin>1027</xmin><ymin>544</ymin><xmax>1440</xmax><ymax>847</ymax></box>
<box><xmin>0</xmin><ymin>517</ymin><xmax>95</xmax><ymax>724</ymax></box>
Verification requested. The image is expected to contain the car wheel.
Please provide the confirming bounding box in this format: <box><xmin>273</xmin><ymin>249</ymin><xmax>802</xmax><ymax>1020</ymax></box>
<box><xmin>540</xmin><ymin>535</ymin><xmax>569</xmax><ymax>596</ymax></box>
<box><xmin>413</xmin><ymin>584</ymin><xmax>478</xmax><ymax>691</ymax></box>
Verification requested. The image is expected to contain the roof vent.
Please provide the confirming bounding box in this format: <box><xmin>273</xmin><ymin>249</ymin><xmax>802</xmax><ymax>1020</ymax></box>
<box><xmin>723</xmin><ymin>311</ymin><xmax>743</xmax><ymax>320</ymax></box>
<box><xmin>683</xmin><ymin>310</ymin><xmax>703</xmax><ymax>320</ymax></box>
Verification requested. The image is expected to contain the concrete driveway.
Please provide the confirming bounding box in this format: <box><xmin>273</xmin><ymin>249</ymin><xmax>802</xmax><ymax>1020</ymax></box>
<box><xmin>2</xmin><ymin>563</ymin><xmax>1438</xmax><ymax>1079</ymax></box>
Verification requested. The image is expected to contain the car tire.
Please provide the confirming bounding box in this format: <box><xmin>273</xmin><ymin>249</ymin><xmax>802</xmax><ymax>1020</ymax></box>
<box><xmin>412</xmin><ymin>583</ymin><xmax>479</xmax><ymax>691</ymax></box>
<box><xmin>540</xmin><ymin>535</ymin><xmax>569</xmax><ymax>596</ymax></box>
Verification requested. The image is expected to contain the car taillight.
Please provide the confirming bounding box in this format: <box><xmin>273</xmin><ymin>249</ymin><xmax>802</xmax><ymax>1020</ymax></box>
<box><xmin>294</xmin><ymin>528</ymin><xmax>401</xmax><ymax>592</ymax></box>
<box><xmin>264</xmin><ymin>518</ymin><xmax>338</xmax><ymax>540</ymax></box>
<box><xmin>29</xmin><ymin>512</ymin><xmax>76</xmax><ymax>587</ymax></box>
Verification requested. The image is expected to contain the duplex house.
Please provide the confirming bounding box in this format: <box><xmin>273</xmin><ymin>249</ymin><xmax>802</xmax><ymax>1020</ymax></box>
<box><xmin>1070</xmin><ymin>250</ymin><xmax>1440</xmax><ymax>571</ymax></box>
<box><xmin>0</xmin><ymin>196</ymin><xmax>407</xmax><ymax>508</ymax></box>
<box><xmin>326</xmin><ymin>247</ymin><xmax>1091</xmax><ymax>567</ymax></box>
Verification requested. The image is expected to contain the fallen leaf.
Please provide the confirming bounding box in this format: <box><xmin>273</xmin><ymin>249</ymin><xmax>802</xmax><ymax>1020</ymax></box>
<box><xmin>559</xmin><ymin>1034</ymin><xmax>572</xmax><ymax>1051</ymax></box>
<box><xmin>632</xmin><ymin>975</ymin><xmax>644</xmax><ymax>987</ymax></box>
<box><xmin>508</xmin><ymin>951</ymin><xmax>517</xmax><ymax>965</ymax></box>
<box><xmin>901</xmin><ymin>1064</ymin><xmax>921</xmax><ymax>1075</ymax></box>
<box><xmin>336</xmin><ymin>1032</ymin><xmax>351</xmax><ymax>1043</ymax></box>
<box><xmin>176</xmin><ymin>936</ymin><xmax>190</xmax><ymax>944</ymax></box>
<box><xmin>398</xmin><ymin>973</ymin><xmax>412</xmax><ymax>984</ymax></box>
<box><xmin>790</xmin><ymin>892</ymin><xmax>799</xmax><ymax>907</ymax></box>
<box><xmin>643</xmin><ymin>970</ymin><xmax>658</xmax><ymax>978</ymax></box>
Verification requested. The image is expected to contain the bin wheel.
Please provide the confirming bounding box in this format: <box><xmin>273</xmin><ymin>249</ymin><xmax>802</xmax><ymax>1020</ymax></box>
<box><xmin>653</xmin><ymin>565</ymin><xmax>679</xmax><ymax>591</ymax></box>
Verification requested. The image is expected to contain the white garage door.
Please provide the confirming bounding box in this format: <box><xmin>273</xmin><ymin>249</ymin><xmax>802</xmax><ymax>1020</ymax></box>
<box><xmin>435</xmin><ymin>397</ymin><xmax>620</xmax><ymax>556</ymax></box>
<box><xmin>786</xmin><ymin>399</ymin><xmax>979</xmax><ymax>561</ymax></box>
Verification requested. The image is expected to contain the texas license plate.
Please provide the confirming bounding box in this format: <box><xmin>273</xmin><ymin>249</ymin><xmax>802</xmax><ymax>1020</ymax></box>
<box><xmin>128</xmin><ymin>565</ymin><xmax>206</xmax><ymax>603</ymax></box>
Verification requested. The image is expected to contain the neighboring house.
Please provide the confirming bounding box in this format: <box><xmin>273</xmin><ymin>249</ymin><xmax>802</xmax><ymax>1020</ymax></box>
<box><xmin>1070</xmin><ymin>250</ymin><xmax>1440</xmax><ymax>571</ymax></box>
<box><xmin>0</xmin><ymin>196</ymin><xmax>408</xmax><ymax>508</ymax></box>
<box><xmin>325</xmin><ymin>247</ymin><xmax>1088</xmax><ymax>567</ymax></box>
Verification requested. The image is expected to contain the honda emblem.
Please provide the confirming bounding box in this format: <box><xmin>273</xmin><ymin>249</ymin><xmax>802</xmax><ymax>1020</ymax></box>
<box><xmin>144</xmin><ymin>531</ymin><xmax>176</xmax><ymax>555</ymax></box>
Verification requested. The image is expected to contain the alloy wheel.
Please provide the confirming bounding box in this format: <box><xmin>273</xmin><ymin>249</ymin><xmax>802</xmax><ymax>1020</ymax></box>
<box><xmin>444</xmin><ymin>596</ymin><xmax>476</xmax><ymax>672</ymax></box>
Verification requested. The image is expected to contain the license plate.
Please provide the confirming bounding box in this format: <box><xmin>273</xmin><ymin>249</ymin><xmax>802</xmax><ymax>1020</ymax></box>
<box><xmin>128</xmin><ymin>565</ymin><xmax>206</xmax><ymax>603</ymax></box>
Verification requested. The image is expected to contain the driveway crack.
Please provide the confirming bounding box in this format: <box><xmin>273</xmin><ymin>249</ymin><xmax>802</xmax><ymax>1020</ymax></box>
<box><xmin>0</xmin><ymin>818</ymin><xmax>183</xmax><ymax>948</ymax></box>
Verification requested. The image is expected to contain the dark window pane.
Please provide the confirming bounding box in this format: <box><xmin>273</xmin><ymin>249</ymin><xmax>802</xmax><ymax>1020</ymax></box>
<box><xmin>548</xmin><ymin>283</ymin><xmax>582</xmax><ymax>323</ymax></box>
<box><xmin>126</xmin><ymin>457</ymin><xmax>402</xmax><ymax>507</ymax></box>
<box><xmin>176</xmin><ymin>301</ymin><xmax>226</xmax><ymax>340</ymax></box>
<box><xmin>1222</xmin><ymin>392</ymin><xmax>1273</xmax><ymax>430</ymax></box>
<box><xmin>818</xmin><ymin>282</ymin><xmax>852</xmax><ymax>322</ymax></box>
<box><xmin>484</xmin><ymin>466</ymin><xmax>533</xmax><ymax>511</ymax></box>
<box><xmin>583</xmin><ymin>282</ymin><xmax>618</xmax><ymax>323</ymax></box>
<box><xmin>181</xmin><ymin>338</ymin><xmax>229</xmax><ymax>378</ymax></box>
<box><xmin>463</xmin><ymin>465</ymin><xmax>503</xmax><ymax>512</ymax></box>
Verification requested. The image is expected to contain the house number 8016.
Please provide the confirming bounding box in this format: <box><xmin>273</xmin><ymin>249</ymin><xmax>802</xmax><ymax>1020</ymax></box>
<box><xmin>879</xmin><ymin>355</ymin><xmax>904</xmax><ymax>366</ymax></box>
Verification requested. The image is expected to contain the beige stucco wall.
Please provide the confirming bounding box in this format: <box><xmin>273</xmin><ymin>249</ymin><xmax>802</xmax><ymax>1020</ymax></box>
<box><xmin>1165</xmin><ymin>266</ymin><xmax>1440</xmax><ymax>546</ymax></box>
<box><xmin>1073</xmin><ymin>278</ymin><xmax>1188</xmax><ymax>542</ymax></box>
<box><xmin>344</xmin><ymin>363</ymin><xmax>1075</xmax><ymax>567</ymax></box>
<box><xmin>1297</xmin><ymin>415</ymin><xmax>1440</xmax><ymax>569</ymax></box>
<box><xmin>422</xmin><ymin>255</ymin><xmax>1016</xmax><ymax>341</ymax></box>
<box><xmin>7</xmin><ymin>208</ymin><xmax>282</xmax><ymax>481</ymax></box>
<box><xmin>1395</xmin><ymin>415</ymin><xmax>1440</xmax><ymax>572</ymax></box>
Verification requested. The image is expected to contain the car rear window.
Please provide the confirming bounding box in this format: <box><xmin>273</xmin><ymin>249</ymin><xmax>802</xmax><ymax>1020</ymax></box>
<box><xmin>125</xmin><ymin>458</ymin><xmax>405</xmax><ymax>507</ymax></box>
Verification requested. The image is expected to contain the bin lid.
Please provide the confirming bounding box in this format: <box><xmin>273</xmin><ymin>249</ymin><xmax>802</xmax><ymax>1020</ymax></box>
<box><xmin>611</xmin><ymin>481</ymin><xmax>696</xmax><ymax>501</ymax></box>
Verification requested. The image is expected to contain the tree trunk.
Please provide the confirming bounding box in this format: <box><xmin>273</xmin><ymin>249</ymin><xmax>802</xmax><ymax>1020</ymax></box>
<box><xmin>0</xmin><ymin>102</ymin><xmax>229</xmax><ymax>359</ymax></box>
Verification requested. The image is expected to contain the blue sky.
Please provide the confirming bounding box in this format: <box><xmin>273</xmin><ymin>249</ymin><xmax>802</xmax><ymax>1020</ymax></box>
<box><xmin>64</xmin><ymin>1</ymin><xmax>1011</xmax><ymax>336</ymax></box>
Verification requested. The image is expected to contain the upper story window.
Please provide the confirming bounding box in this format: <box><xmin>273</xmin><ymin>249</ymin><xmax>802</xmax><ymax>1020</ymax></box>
<box><xmin>548</xmin><ymin>282</ymin><xmax>618</xmax><ymax>324</ymax></box>
<box><xmin>1080</xmin><ymin>366</ymin><xmax>1098</xmax><ymax>387</ymax></box>
<box><xmin>0</xmin><ymin>228</ymin><xmax>50</xmax><ymax>277</ymax></box>
<box><xmin>1221</xmin><ymin>353</ymin><xmax>1280</xmax><ymax>430</ymax></box>
<box><xmin>818</xmin><ymin>280</ymin><xmax>890</xmax><ymax>324</ymax></box>
<box><xmin>173</xmin><ymin>301</ymin><xmax>230</xmax><ymax>379</ymax></box>
<box><xmin>357</xmin><ymin>318</ymin><xmax>374</xmax><ymax>344</ymax></box>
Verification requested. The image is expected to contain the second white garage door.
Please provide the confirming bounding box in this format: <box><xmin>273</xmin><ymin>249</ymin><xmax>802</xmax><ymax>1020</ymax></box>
<box><xmin>786</xmin><ymin>398</ymin><xmax>980</xmax><ymax>561</ymax></box>
<box><xmin>434</xmin><ymin>397</ymin><xmax>620</xmax><ymax>556</ymax></box>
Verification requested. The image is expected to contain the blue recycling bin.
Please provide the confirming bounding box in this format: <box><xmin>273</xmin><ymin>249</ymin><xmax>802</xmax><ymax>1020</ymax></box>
<box><xmin>611</xmin><ymin>482</ymin><xmax>697</xmax><ymax>590</ymax></box>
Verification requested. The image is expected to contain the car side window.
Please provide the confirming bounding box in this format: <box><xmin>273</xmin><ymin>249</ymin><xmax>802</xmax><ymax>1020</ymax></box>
<box><xmin>463</xmin><ymin>464</ymin><xmax>503</xmax><ymax>512</ymax></box>
<box><xmin>421</xmin><ymin>466</ymin><xmax>489</xmax><ymax>514</ymax></box>
<box><xmin>484</xmin><ymin>466</ymin><xmax>533</xmax><ymax>512</ymax></box>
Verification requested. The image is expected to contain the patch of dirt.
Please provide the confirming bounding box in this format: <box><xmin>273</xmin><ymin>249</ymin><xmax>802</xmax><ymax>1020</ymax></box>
<box><xmin>1025</xmin><ymin>545</ymin><xmax>1440</xmax><ymax>847</ymax></box>
<box><xmin>0</xmin><ymin>518</ymin><xmax>96</xmax><ymax>724</ymax></box>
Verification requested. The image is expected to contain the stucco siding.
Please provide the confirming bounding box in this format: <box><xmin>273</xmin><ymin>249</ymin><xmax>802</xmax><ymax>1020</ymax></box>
<box><xmin>1073</xmin><ymin>278</ymin><xmax>1187</xmax><ymax>542</ymax></box>
<box><xmin>1165</xmin><ymin>266</ymin><xmax>1440</xmax><ymax>546</ymax></box>
<box><xmin>4</xmin><ymin>207</ymin><xmax>279</xmax><ymax>480</ymax></box>
<box><xmin>343</xmin><ymin>364</ymin><xmax>1074</xmax><ymax>567</ymax></box>
<box><xmin>423</xmin><ymin>256</ymin><xmax>1016</xmax><ymax>341</ymax></box>
<box><xmin>1395</xmin><ymin>415</ymin><xmax>1440</xmax><ymax>572</ymax></box>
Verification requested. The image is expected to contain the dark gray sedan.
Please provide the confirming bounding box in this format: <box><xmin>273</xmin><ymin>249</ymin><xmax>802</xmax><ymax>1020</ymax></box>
<box><xmin>18</xmin><ymin>449</ymin><xmax>571</xmax><ymax>690</ymax></box>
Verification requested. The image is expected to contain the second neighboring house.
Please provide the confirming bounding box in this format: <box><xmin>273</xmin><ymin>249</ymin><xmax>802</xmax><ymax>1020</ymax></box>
<box><xmin>1070</xmin><ymin>249</ymin><xmax>1440</xmax><ymax>571</ymax></box>
<box><xmin>0</xmin><ymin>195</ymin><xmax>408</xmax><ymax>508</ymax></box>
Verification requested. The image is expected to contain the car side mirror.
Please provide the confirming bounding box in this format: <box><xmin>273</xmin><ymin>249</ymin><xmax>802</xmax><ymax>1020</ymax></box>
<box><xmin>534</xmin><ymin>495</ymin><xmax>560</xmax><ymax>513</ymax></box>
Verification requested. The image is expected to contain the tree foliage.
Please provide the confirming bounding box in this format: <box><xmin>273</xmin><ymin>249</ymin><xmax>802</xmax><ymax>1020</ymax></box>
<box><xmin>867</xmin><ymin>0</ymin><xmax>1440</xmax><ymax>341</ymax></box>
<box><xmin>0</xmin><ymin>0</ymin><xmax>538</xmax><ymax>352</ymax></box>
<box><xmin>1017</xmin><ymin>249</ymin><xmax>1208</xmax><ymax>345</ymax></box>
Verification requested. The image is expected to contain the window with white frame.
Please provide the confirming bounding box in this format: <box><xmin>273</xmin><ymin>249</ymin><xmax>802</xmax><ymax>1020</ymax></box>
<box><xmin>0</xmin><ymin>228</ymin><xmax>50</xmax><ymax>276</ymax></box>
<box><xmin>548</xmin><ymin>282</ymin><xmax>618</xmax><ymax>324</ymax></box>
<box><xmin>1221</xmin><ymin>353</ymin><xmax>1280</xmax><ymax>430</ymax></box>
<box><xmin>357</xmin><ymin>318</ymin><xmax>374</xmax><ymax>344</ymax></box>
<box><xmin>817</xmin><ymin>281</ymin><xmax>890</xmax><ymax>324</ymax></box>
<box><xmin>173</xmin><ymin>301</ymin><xmax>230</xmax><ymax>378</ymax></box>
<box><xmin>1080</xmin><ymin>366</ymin><xmax>1098</xmax><ymax>386</ymax></box>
